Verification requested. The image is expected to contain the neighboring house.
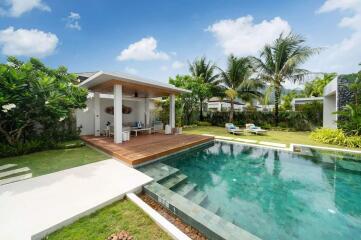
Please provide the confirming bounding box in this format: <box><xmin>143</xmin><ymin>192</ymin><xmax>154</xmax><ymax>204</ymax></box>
<box><xmin>256</xmin><ymin>104</ymin><xmax>275</xmax><ymax>112</ymax></box>
<box><xmin>323</xmin><ymin>75</ymin><xmax>354</xmax><ymax>129</ymax></box>
<box><xmin>206</xmin><ymin>97</ymin><xmax>245</xmax><ymax>112</ymax></box>
<box><xmin>291</xmin><ymin>97</ymin><xmax>323</xmax><ymax>111</ymax></box>
<box><xmin>76</xmin><ymin>71</ymin><xmax>189</xmax><ymax>143</ymax></box>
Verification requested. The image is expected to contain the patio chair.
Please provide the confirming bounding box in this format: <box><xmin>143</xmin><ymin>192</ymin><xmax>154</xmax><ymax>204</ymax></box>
<box><xmin>225</xmin><ymin>123</ymin><xmax>244</xmax><ymax>135</ymax></box>
<box><xmin>245</xmin><ymin>123</ymin><xmax>267</xmax><ymax>135</ymax></box>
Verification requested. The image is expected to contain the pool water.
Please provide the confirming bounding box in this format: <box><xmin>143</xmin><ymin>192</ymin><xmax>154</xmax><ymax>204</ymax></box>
<box><xmin>141</xmin><ymin>141</ymin><xmax>361</xmax><ymax>240</ymax></box>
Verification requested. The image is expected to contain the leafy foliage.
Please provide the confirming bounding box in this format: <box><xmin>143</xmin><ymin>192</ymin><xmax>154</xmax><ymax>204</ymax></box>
<box><xmin>251</xmin><ymin>33</ymin><xmax>319</xmax><ymax>125</ymax></box>
<box><xmin>310</xmin><ymin>128</ymin><xmax>361</xmax><ymax>148</ymax></box>
<box><xmin>169</xmin><ymin>75</ymin><xmax>207</xmax><ymax>125</ymax></box>
<box><xmin>205</xmin><ymin>110</ymin><xmax>319</xmax><ymax>131</ymax></box>
<box><xmin>281</xmin><ymin>90</ymin><xmax>304</xmax><ymax>110</ymax></box>
<box><xmin>188</xmin><ymin>57</ymin><xmax>220</xmax><ymax>120</ymax></box>
<box><xmin>218</xmin><ymin>55</ymin><xmax>263</xmax><ymax>122</ymax></box>
<box><xmin>304</xmin><ymin>73</ymin><xmax>337</xmax><ymax>97</ymax></box>
<box><xmin>0</xmin><ymin>57</ymin><xmax>88</xmax><ymax>150</ymax></box>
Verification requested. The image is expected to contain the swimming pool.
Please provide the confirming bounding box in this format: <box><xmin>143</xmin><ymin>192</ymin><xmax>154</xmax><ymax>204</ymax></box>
<box><xmin>138</xmin><ymin>141</ymin><xmax>361</xmax><ymax>240</ymax></box>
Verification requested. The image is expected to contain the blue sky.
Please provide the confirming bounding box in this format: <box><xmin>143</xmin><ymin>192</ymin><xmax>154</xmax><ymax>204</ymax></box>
<box><xmin>0</xmin><ymin>0</ymin><xmax>360</xmax><ymax>86</ymax></box>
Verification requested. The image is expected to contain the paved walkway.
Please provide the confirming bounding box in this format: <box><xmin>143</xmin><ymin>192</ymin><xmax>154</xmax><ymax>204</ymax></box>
<box><xmin>0</xmin><ymin>159</ymin><xmax>153</xmax><ymax>240</ymax></box>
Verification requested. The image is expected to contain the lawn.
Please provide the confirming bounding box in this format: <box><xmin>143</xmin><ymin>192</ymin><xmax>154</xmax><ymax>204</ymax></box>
<box><xmin>0</xmin><ymin>143</ymin><xmax>108</xmax><ymax>177</ymax></box>
<box><xmin>46</xmin><ymin>199</ymin><xmax>171</xmax><ymax>240</ymax></box>
<box><xmin>184</xmin><ymin>126</ymin><xmax>360</xmax><ymax>150</ymax></box>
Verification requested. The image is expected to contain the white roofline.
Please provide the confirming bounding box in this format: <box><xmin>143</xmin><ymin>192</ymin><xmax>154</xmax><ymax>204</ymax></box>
<box><xmin>79</xmin><ymin>71</ymin><xmax>190</xmax><ymax>94</ymax></box>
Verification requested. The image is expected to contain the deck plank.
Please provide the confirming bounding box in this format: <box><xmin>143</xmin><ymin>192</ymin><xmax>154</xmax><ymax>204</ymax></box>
<box><xmin>81</xmin><ymin>133</ymin><xmax>214</xmax><ymax>166</ymax></box>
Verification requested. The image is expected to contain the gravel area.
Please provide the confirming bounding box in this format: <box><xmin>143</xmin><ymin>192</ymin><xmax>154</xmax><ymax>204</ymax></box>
<box><xmin>140</xmin><ymin>194</ymin><xmax>207</xmax><ymax>240</ymax></box>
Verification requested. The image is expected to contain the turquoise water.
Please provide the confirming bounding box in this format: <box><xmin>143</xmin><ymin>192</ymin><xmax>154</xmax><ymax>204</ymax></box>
<box><xmin>153</xmin><ymin>141</ymin><xmax>361</xmax><ymax>240</ymax></box>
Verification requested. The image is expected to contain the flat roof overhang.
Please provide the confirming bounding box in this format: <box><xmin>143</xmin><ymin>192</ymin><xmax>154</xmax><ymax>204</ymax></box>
<box><xmin>79</xmin><ymin>71</ymin><xmax>190</xmax><ymax>98</ymax></box>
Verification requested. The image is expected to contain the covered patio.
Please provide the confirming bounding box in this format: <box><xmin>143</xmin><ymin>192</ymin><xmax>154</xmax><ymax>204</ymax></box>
<box><xmin>77</xmin><ymin>71</ymin><xmax>190</xmax><ymax>143</ymax></box>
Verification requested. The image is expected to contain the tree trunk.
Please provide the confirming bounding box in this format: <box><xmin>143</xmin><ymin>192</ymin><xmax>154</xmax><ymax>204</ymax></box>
<box><xmin>199</xmin><ymin>99</ymin><xmax>204</xmax><ymax>121</ymax></box>
<box><xmin>274</xmin><ymin>86</ymin><xmax>280</xmax><ymax>126</ymax></box>
<box><xmin>229</xmin><ymin>101</ymin><xmax>234</xmax><ymax>123</ymax></box>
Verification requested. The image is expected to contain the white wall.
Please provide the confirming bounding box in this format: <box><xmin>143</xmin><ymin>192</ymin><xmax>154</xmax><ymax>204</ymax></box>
<box><xmin>76</xmin><ymin>96</ymin><xmax>157</xmax><ymax>135</ymax></box>
<box><xmin>323</xmin><ymin>93</ymin><xmax>337</xmax><ymax>128</ymax></box>
<box><xmin>76</xmin><ymin>98</ymin><xmax>95</xmax><ymax>135</ymax></box>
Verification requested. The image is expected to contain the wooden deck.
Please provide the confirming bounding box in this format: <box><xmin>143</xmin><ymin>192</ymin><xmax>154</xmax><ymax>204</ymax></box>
<box><xmin>81</xmin><ymin>133</ymin><xmax>214</xmax><ymax>166</ymax></box>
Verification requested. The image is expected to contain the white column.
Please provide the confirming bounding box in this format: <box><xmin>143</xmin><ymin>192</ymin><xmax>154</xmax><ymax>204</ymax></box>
<box><xmin>145</xmin><ymin>98</ymin><xmax>150</xmax><ymax>128</ymax></box>
<box><xmin>169</xmin><ymin>94</ymin><xmax>175</xmax><ymax>128</ymax></box>
<box><xmin>94</xmin><ymin>92</ymin><xmax>101</xmax><ymax>136</ymax></box>
<box><xmin>114</xmin><ymin>84</ymin><xmax>123</xmax><ymax>143</ymax></box>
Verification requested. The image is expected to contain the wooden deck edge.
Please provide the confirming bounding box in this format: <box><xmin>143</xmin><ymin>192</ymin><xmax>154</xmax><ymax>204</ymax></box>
<box><xmin>80</xmin><ymin>135</ymin><xmax>214</xmax><ymax>166</ymax></box>
<box><xmin>127</xmin><ymin>136</ymin><xmax>214</xmax><ymax>165</ymax></box>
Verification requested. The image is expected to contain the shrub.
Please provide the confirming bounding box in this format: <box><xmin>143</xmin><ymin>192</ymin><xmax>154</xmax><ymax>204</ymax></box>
<box><xmin>310</xmin><ymin>128</ymin><xmax>361</xmax><ymax>148</ymax></box>
<box><xmin>204</xmin><ymin>111</ymin><xmax>319</xmax><ymax>131</ymax></box>
<box><xmin>197</xmin><ymin>121</ymin><xmax>212</xmax><ymax>126</ymax></box>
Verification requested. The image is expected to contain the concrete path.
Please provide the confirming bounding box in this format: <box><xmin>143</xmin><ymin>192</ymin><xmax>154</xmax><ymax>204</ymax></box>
<box><xmin>0</xmin><ymin>159</ymin><xmax>153</xmax><ymax>240</ymax></box>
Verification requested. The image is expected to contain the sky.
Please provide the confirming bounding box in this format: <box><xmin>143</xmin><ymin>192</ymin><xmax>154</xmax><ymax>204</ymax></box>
<box><xmin>0</xmin><ymin>0</ymin><xmax>360</xmax><ymax>88</ymax></box>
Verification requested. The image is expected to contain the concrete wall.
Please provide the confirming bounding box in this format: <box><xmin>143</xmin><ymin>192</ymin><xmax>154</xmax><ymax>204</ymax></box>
<box><xmin>323</xmin><ymin>93</ymin><xmax>337</xmax><ymax>128</ymax></box>
<box><xmin>323</xmin><ymin>77</ymin><xmax>338</xmax><ymax>129</ymax></box>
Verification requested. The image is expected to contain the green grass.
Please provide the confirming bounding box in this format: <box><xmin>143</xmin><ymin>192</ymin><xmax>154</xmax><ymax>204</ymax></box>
<box><xmin>46</xmin><ymin>199</ymin><xmax>171</xmax><ymax>240</ymax></box>
<box><xmin>0</xmin><ymin>144</ymin><xmax>108</xmax><ymax>177</ymax></box>
<box><xmin>184</xmin><ymin>126</ymin><xmax>361</xmax><ymax>150</ymax></box>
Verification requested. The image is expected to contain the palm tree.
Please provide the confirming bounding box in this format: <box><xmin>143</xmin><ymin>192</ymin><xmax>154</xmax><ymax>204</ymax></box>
<box><xmin>189</xmin><ymin>57</ymin><xmax>219</xmax><ymax>120</ymax></box>
<box><xmin>252</xmin><ymin>33</ymin><xmax>319</xmax><ymax>126</ymax></box>
<box><xmin>219</xmin><ymin>55</ymin><xmax>263</xmax><ymax>122</ymax></box>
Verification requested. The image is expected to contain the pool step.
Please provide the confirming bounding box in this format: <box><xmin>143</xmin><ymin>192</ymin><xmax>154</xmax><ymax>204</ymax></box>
<box><xmin>160</xmin><ymin>172</ymin><xmax>188</xmax><ymax>189</ymax></box>
<box><xmin>189</xmin><ymin>191</ymin><xmax>208</xmax><ymax>205</ymax></box>
<box><xmin>175</xmin><ymin>182</ymin><xmax>197</xmax><ymax>196</ymax></box>
<box><xmin>204</xmin><ymin>201</ymin><xmax>221</xmax><ymax>215</ymax></box>
<box><xmin>140</xmin><ymin>163</ymin><xmax>179</xmax><ymax>182</ymax></box>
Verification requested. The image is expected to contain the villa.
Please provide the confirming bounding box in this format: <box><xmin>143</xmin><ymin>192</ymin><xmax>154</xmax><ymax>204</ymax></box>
<box><xmin>1</xmin><ymin>0</ymin><xmax>361</xmax><ymax>238</ymax></box>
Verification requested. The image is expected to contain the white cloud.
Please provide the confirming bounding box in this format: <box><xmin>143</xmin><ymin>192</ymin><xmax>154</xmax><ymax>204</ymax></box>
<box><xmin>307</xmin><ymin>0</ymin><xmax>361</xmax><ymax>73</ymax></box>
<box><xmin>160</xmin><ymin>65</ymin><xmax>168</xmax><ymax>71</ymax></box>
<box><xmin>172</xmin><ymin>60</ymin><xmax>185</xmax><ymax>69</ymax></box>
<box><xmin>0</xmin><ymin>27</ymin><xmax>58</xmax><ymax>57</ymax></box>
<box><xmin>0</xmin><ymin>0</ymin><xmax>50</xmax><ymax>17</ymax></box>
<box><xmin>65</xmin><ymin>12</ymin><xmax>81</xmax><ymax>30</ymax></box>
<box><xmin>206</xmin><ymin>15</ymin><xmax>291</xmax><ymax>56</ymax></box>
<box><xmin>124</xmin><ymin>66</ymin><xmax>137</xmax><ymax>75</ymax></box>
<box><xmin>116</xmin><ymin>37</ymin><xmax>169</xmax><ymax>61</ymax></box>
<box><xmin>317</xmin><ymin>0</ymin><xmax>360</xmax><ymax>13</ymax></box>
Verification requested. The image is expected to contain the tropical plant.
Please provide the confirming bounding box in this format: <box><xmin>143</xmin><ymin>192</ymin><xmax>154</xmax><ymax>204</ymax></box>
<box><xmin>169</xmin><ymin>75</ymin><xmax>202</xmax><ymax>125</ymax></box>
<box><xmin>281</xmin><ymin>90</ymin><xmax>304</xmax><ymax>110</ymax></box>
<box><xmin>252</xmin><ymin>33</ymin><xmax>319</xmax><ymax>125</ymax></box>
<box><xmin>310</xmin><ymin>128</ymin><xmax>361</xmax><ymax>148</ymax></box>
<box><xmin>304</xmin><ymin>73</ymin><xmax>337</xmax><ymax>97</ymax></box>
<box><xmin>218</xmin><ymin>55</ymin><xmax>263</xmax><ymax>122</ymax></box>
<box><xmin>188</xmin><ymin>57</ymin><xmax>220</xmax><ymax>120</ymax></box>
<box><xmin>0</xmin><ymin>57</ymin><xmax>88</xmax><ymax>146</ymax></box>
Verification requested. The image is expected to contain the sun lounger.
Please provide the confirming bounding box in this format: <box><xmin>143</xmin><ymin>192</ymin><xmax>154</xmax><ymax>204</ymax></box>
<box><xmin>225</xmin><ymin>123</ymin><xmax>244</xmax><ymax>135</ymax></box>
<box><xmin>245</xmin><ymin>124</ymin><xmax>267</xmax><ymax>135</ymax></box>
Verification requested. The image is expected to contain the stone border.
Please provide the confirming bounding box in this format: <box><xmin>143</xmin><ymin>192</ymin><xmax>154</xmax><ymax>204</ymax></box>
<box><xmin>290</xmin><ymin>143</ymin><xmax>361</xmax><ymax>154</ymax></box>
<box><xmin>126</xmin><ymin>193</ymin><xmax>191</xmax><ymax>240</ymax></box>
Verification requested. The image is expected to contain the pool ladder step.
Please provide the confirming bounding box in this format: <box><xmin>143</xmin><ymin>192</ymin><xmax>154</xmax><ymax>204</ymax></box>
<box><xmin>175</xmin><ymin>182</ymin><xmax>197</xmax><ymax>196</ymax></box>
<box><xmin>203</xmin><ymin>202</ymin><xmax>221</xmax><ymax>215</ymax></box>
<box><xmin>160</xmin><ymin>172</ymin><xmax>188</xmax><ymax>189</ymax></box>
<box><xmin>140</xmin><ymin>163</ymin><xmax>179</xmax><ymax>182</ymax></box>
<box><xmin>188</xmin><ymin>190</ymin><xmax>208</xmax><ymax>205</ymax></box>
